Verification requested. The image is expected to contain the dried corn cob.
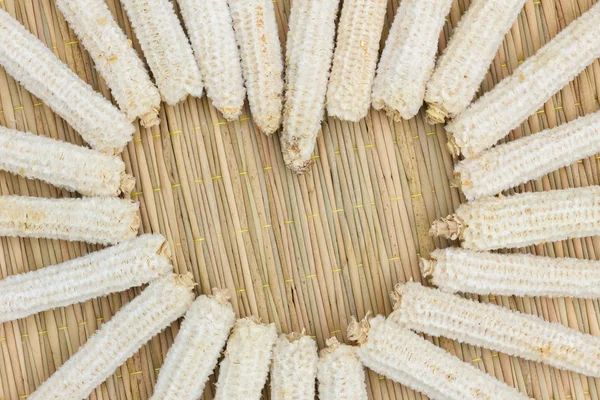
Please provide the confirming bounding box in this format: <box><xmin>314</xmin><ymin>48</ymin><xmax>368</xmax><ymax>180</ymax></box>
<box><xmin>180</xmin><ymin>0</ymin><xmax>246</xmax><ymax>121</ymax></box>
<box><xmin>446</xmin><ymin>1</ymin><xmax>600</xmax><ymax>157</ymax></box>
<box><xmin>0</xmin><ymin>196</ymin><xmax>139</xmax><ymax>245</ymax></box>
<box><xmin>214</xmin><ymin>318</ymin><xmax>278</xmax><ymax>400</ymax></box>
<box><xmin>317</xmin><ymin>338</ymin><xmax>367</xmax><ymax>400</ymax></box>
<box><xmin>270</xmin><ymin>332</ymin><xmax>318</xmax><ymax>400</ymax></box>
<box><xmin>229</xmin><ymin>0</ymin><xmax>283</xmax><ymax>131</ymax></box>
<box><xmin>0</xmin><ymin>9</ymin><xmax>133</xmax><ymax>154</ymax></box>
<box><xmin>56</xmin><ymin>0</ymin><xmax>161</xmax><ymax>127</ymax></box>
<box><xmin>119</xmin><ymin>0</ymin><xmax>203</xmax><ymax>105</ymax></box>
<box><xmin>0</xmin><ymin>234</ymin><xmax>171</xmax><ymax>323</ymax></box>
<box><xmin>349</xmin><ymin>315</ymin><xmax>531</xmax><ymax>400</ymax></box>
<box><xmin>29</xmin><ymin>274</ymin><xmax>195</xmax><ymax>400</ymax></box>
<box><xmin>371</xmin><ymin>0</ymin><xmax>453</xmax><ymax>120</ymax></box>
<box><xmin>0</xmin><ymin>126</ymin><xmax>135</xmax><ymax>197</ymax></box>
<box><xmin>456</xmin><ymin>111</ymin><xmax>600</xmax><ymax>200</ymax></box>
<box><xmin>326</xmin><ymin>0</ymin><xmax>387</xmax><ymax>122</ymax></box>
<box><xmin>430</xmin><ymin>186</ymin><xmax>600</xmax><ymax>250</ymax></box>
<box><xmin>425</xmin><ymin>0</ymin><xmax>527</xmax><ymax>124</ymax></box>
<box><xmin>423</xmin><ymin>247</ymin><xmax>600</xmax><ymax>298</ymax></box>
<box><xmin>281</xmin><ymin>0</ymin><xmax>340</xmax><ymax>173</ymax></box>
<box><xmin>151</xmin><ymin>290</ymin><xmax>236</xmax><ymax>400</ymax></box>
<box><xmin>392</xmin><ymin>282</ymin><xmax>600</xmax><ymax>377</ymax></box>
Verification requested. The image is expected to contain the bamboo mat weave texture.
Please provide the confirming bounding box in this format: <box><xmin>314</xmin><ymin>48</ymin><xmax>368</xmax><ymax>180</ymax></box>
<box><xmin>0</xmin><ymin>0</ymin><xmax>600</xmax><ymax>399</ymax></box>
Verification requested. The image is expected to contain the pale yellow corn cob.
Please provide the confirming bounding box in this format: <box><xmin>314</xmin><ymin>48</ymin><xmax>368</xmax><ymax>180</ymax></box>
<box><xmin>423</xmin><ymin>247</ymin><xmax>600</xmax><ymax>298</ymax></box>
<box><xmin>214</xmin><ymin>317</ymin><xmax>278</xmax><ymax>400</ymax></box>
<box><xmin>270</xmin><ymin>332</ymin><xmax>319</xmax><ymax>400</ymax></box>
<box><xmin>0</xmin><ymin>126</ymin><xmax>135</xmax><ymax>197</ymax></box>
<box><xmin>0</xmin><ymin>9</ymin><xmax>133</xmax><ymax>154</ymax></box>
<box><xmin>229</xmin><ymin>0</ymin><xmax>283</xmax><ymax>132</ymax></box>
<box><xmin>348</xmin><ymin>315</ymin><xmax>531</xmax><ymax>400</ymax></box>
<box><xmin>425</xmin><ymin>0</ymin><xmax>527</xmax><ymax>124</ymax></box>
<box><xmin>430</xmin><ymin>186</ymin><xmax>600</xmax><ymax>251</ymax></box>
<box><xmin>0</xmin><ymin>234</ymin><xmax>171</xmax><ymax>323</ymax></box>
<box><xmin>392</xmin><ymin>282</ymin><xmax>600</xmax><ymax>377</ymax></box>
<box><xmin>29</xmin><ymin>274</ymin><xmax>195</xmax><ymax>400</ymax></box>
<box><xmin>371</xmin><ymin>0</ymin><xmax>453</xmax><ymax>120</ymax></box>
<box><xmin>281</xmin><ymin>0</ymin><xmax>340</xmax><ymax>173</ymax></box>
<box><xmin>180</xmin><ymin>0</ymin><xmax>246</xmax><ymax>121</ymax></box>
<box><xmin>326</xmin><ymin>0</ymin><xmax>387</xmax><ymax>122</ymax></box>
<box><xmin>445</xmin><ymin>1</ymin><xmax>600</xmax><ymax>158</ymax></box>
<box><xmin>119</xmin><ymin>0</ymin><xmax>203</xmax><ymax>105</ymax></box>
<box><xmin>0</xmin><ymin>196</ymin><xmax>139</xmax><ymax>245</ymax></box>
<box><xmin>456</xmin><ymin>111</ymin><xmax>600</xmax><ymax>201</ymax></box>
<box><xmin>317</xmin><ymin>338</ymin><xmax>367</xmax><ymax>400</ymax></box>
<box><xmin>151</xmin><ymin>289</ymin><xmax>236</xmax><ymax>400</ymax></box>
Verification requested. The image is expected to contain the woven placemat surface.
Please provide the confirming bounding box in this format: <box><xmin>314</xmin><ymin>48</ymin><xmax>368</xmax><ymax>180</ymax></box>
<box><xmin>1</xmin><ymin>0</ymin><xmax>599</xmax><ymax>399</ymax></box>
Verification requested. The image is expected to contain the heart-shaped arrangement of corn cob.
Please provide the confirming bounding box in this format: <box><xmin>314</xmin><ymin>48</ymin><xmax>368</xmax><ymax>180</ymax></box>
<box><xmin>1</xmin><ymin>0</ymin><xmax>600</xmax><ymax>398</ymax></box>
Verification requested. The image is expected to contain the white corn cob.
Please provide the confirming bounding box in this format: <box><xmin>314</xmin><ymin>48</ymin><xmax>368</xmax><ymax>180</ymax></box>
<box><xmin>456</xmin><ymin>111</ymin><xmax>600</xmax><ymax>201</ymax></box>
<box><xmin>326</xmin><ymin>0</ymin><xmax>387</xmax><ymax>122</ymax></box>
<box><xmin>0</xmin><ymin>126</ymin><xmax>135</xmax><ymax>197</ymax></box>
<box><xmin>56</xmin><ymin>0</ymin><xmax>161</xmax><ymax>127</ymax></box>
<box><xmin>151</xmin><ymin>290</ymin><xmax>236</xmax><ymax>400</ymax></box>
<box><xmin>0</xmin><ymin>234</ymin><xmax>171</xmax><ymax>323</ymax></box>
<box><xmin>29</xmin><ymin>274</ymin><xmax>195</xmax><ymax>400</ymax></box>
<box><xmin>0</xmin><ymin>9</ymin><xmax>133</xmax><ymax>154</ymax></box>
<box><xmin>281</xmin><ymin>0</ymin><xmax>340</xmax><ymax>173</ymax></box>
<box><xmin>392</xmin><ymin>282</ymin><xmax>600</xmax><ymax>377</ymax></box>
<box><xmin>424</xmin><ymin>0</ymin><xmax>527</xmax><ymax>124</ymax></box>
<box><xmin>119</xmin><ymin>0</ymin><xmax>203</xmax><ymax>105</ymax></box>
<box><xmin>423</xmin><ymin>247</ymin><xmax>600</xmax><ymax>299</ymax></box>
<box><xmin>229</xmin><ymin>0</ymin><xmax>283</xmax><ymax>131</ymax></box>
<box><xmin>0</xmin><ymin>196</ymin><xmax>139</xmax><ymax>245</ymax></box>
<box><xmin>371</xmin><ymin>0</ymin><xmax>453</xmax><ymax>120</ymax></box>
<box><xmin>349</xmin><ymin>315</ymin><xmax>531</xmax><ymax>400</ymax></box>
<box><xmin>270</xmin><ymin>332</ymin><xmax>318</xmax><ymax>400</ymax></box>
<box><xmin>180</xmin><ymin>0</ymin><xmax>246</xmax><ymax>121</ymax></box>
<box><xmin>213</xmin><ymin>318</ymin><xmax>277</xmax><ymax>400</ymax></box>
<box><xmin>445</xmin><ymin>1</ymin><xmax>600</xmax><ymax>158</ymax></box>
<box><xmin>430</xmin><ymin>186</ymin><xmax>600</xmax><ymax>251</ymax></box>
<box><xmin>317</xmin><ymin>338</ymin><xmax>367</xmax><ymax>400</ymax></box>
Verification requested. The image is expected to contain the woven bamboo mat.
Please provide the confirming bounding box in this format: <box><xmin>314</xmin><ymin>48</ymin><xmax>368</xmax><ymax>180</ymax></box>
<box><xmin>0</xmin><ymin>0</ymin><xmax>599</xmax><ymax>398</ymax></box>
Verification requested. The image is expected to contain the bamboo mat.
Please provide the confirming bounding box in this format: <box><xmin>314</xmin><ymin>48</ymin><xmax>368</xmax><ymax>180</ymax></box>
<box><xmin>0</xmin><ymin>0</ymin><xmax>599</xmax><ymax>398</ymax></box>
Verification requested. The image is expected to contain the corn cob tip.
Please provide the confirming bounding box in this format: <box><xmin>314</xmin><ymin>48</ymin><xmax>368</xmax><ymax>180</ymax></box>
<box><xmin>419</xmin><ymin>258</ymin><xmax>436</xmax><ymax>278</ymax></box>
<box><xmin>220</xmin><ymin>107</ymin><xmax>242</xmax><ymax>122</ymax></box>
<box><xmin>211</xmin><ymin>287</ymin><xmax>231</xmax><ymax>304</ymax></box>
<box><xmin>286</xmin><ymin>331</ymin><xmax>307</xmax><ymax>342</ymax></box>
<box><xmin>120</xmin><ymin>173</ymin><xmax>136</xmax><ymax>195</ymax></box>
<box><xmin>446</xmin><ymin>134</ymin><xmax>461</xmax><ymax>157</ymax></box>
<box><xmin>390</xmin><ymin>286</ymin><xmax>404</xmax><ymax>311</ymax></box>
<box><xmin>283</xmin><ymin>147</ymin><xmax>313</xmax><ymax>175</ymax></box>
<box><xmin>140</xmin><ymin>108</ymin><xmax>160</xmax><ymax>128</ymax></box>
<box><xmin>130</xmin><ymin>208</ymin><xmax>141</xmax><ymax>234</ymax></box>
<box><xmin>384</xmin><ymin>106</ymin><xmax>404</xmax><ymax>122</ymax></box>
<box><xmin>425</xmin><ymin>102</ymin><xmax>447</xmax><ymax>125</ymax></box>
<box><xmin>157</xmin><ymin>239</ymin><xmax>172</xmax><ymax>260</ymax></box>
<box><xmin>430</xmin><ymin>214</ymin><xmax>464</xmax><ymax>240</ymax></box>
<box><xmin>348</xmin><ymin>316</ymin><xmax>370</xmax><ymax>345</ymax></box>
<box><xmin>174</xmin><ymin>272</ymin><xmax>196</xmax><ymax>291</ymax></box>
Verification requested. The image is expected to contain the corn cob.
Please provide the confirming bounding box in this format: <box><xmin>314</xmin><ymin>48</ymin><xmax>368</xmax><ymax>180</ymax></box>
<box><xmin>456</xmin><ymin>111</ymin><xmax>600</xmax><ymax>201</ymax></box>
<box><xmin>349</xmin><ymin>315</ymin><xmax>531</xmax><ymax>400</ymax></box>
<box><xmin>0</xmin><ymin>9</ymin><xmax>133</xmax><ymax>154</ymax></box>
<box><xmin>270</xmin><ymin>332</ymin><xmax>319</xmax><ymax>400</ymax></box>
<box><xmin>430</xmin><ymin>186</ymin><xmax>600</xmax><ymax>251</ymax></box>
<box><xmin>119</xmin><ymin>0</ymin><xmax>203</xmax><ymax>105</ymax></box>
<box><xmin>180</xmin><ymin>0</ymin><xmax>246</xmax><ymax>121</ymax></box>
<box><xmin>29</xmin><ymin>274</ymin><xmax>195</xmax><ymax>400</ymax></box>
<box><xmin>281</xmin><ymin>0</ymin><xmax>340</xmax><ymax>173</ymax></box>
<box><xmin>371</xmin><ymin>0</ymin><xmax>453</xmax><ymax>121</ymax></box>
<box><xmin>317</xmin><ymin>338</ymin><xmax>368</xmax><ymax>400</ymax></box>
<box><xmin>326</xmin><ymin>0</ymin><xmax>387</xmax><ymax>122</ymax></box>
<box><xmin>0</xmin><ymin>196</ymin><xmax>139</xmax><ymax>245</ymax></box>
<box><xmin>445</xmin><ymin>1</ymin><xmax>600</xmax><ymax>158</ymax></box>
<box><xmin>0</xmin><ymin>234</ymin><xmax>171</xmax><ymax>324</ymax></box>
<box><xmin>151</xmin><ymin>289</ymin><xmax>236</xmax><ymax>400</ymax></box>
<box><xmin>392</xmin><ymin>282</ymin><xmax>600</xmax><ymax>377</ymax></box>
<box><xmin>229</xmin><ymin>0</ymin><xmax>283</xmax><ymax>131</ymax></box>
<box><xmin>0</xmin><ymin>126</ymin><xmax>135</xmax><ymax>197</ymax></box>
<box><xmin>424</xmin><ymin>0</ymin><xmax>527</xmax><ymax>124</ymax></box>
<box><xmin>423</xmin><ymin>247</ymin><xmax>600</xmax><ymax>299</ymax></box>
<box><xmin>214</xmin><ymin>318</ymin><xmax>278</xmax><ymax>400</ymax></box>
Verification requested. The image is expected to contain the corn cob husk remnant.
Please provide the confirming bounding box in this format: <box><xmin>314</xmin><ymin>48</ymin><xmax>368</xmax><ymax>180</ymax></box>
<box><xmin>0</xmin><ymin>9</ymin><xmax>133</xmax><ymax>154</ymax></box>
<box><xmin>29</xmin><ymin>274</ymin><xmax>195</xmax><ymax>400</ymax></box>
<box><xmin>392</xmin><ymin>282</ymin><xmax>600</xmax><ymax>377</ymax></box>
<box><xmin>317</xmin><ymin>337</ymin><xmax>367</xmax><ymax>400</ymax></box>
<box><xmin>0</xmin><ymin>196</ymin><xmax>139</xmax><ymax>245</ymax></box>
